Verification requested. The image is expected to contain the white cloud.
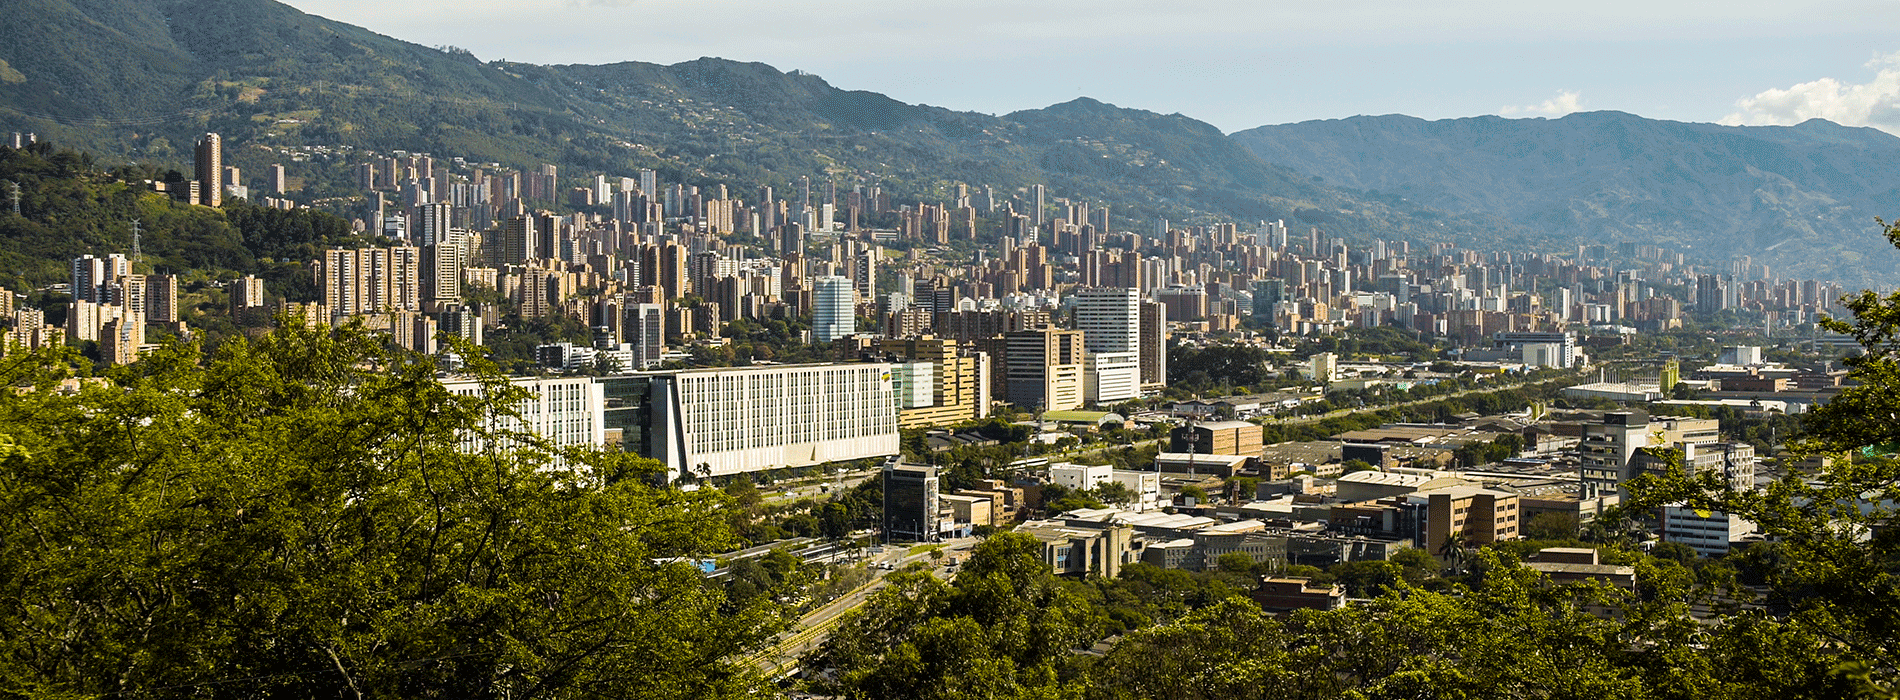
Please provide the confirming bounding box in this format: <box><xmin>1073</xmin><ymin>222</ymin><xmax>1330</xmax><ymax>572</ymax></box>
<box><xmin>1500</xmin><ymin>90</ymin><xmax>1584</xmax><ymax>117</ymax></box>
<box><xmin>1720</xmin><ymin>52</ymin><xmax>1900</xmax><ymax>134</ymax></box>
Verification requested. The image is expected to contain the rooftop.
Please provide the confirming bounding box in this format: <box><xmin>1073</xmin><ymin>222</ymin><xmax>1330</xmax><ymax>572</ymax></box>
<box><xmin>1337</xmin><ymin>470</ymin><xmax>1439</xmax><ymax>487</ymax></box>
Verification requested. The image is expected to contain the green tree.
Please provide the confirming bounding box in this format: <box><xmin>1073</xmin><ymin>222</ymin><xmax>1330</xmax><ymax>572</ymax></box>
<box><xmin>807</xmin><ymin>532</ymin><xmax>1102</xmax><ymax>699</ymax></box>
<box><xmin>1617</xmin><ymin>217</ymin><xmax>1900</xmax><ymax>697</ymax></box>
<box><xmin>1524</xmin><ymin>511</ymin><xmax>1582</xmax><ymax>541</ymax></box>
<box><xmin>0</xmin><ymin>322</ymin><xmax>781</xmax><ymax>698</ymax></box>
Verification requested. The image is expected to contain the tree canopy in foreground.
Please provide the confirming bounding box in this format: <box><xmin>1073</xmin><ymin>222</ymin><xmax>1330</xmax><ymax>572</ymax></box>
<box><xmin>0</xmin><ymin>322</ymin><xmax>780</xmax><ymax>698</ymax></box>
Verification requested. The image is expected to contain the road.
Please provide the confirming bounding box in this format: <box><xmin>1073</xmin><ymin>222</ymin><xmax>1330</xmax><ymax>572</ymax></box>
<box><xmin>1263</xmin><ymin>374</ymin><xmax>1580</xmax><ymax>426</ymax></box>
<box><xmin>747</xmin><ymin>536</ymin><xmax>981</xmax><ymax>677</ymax></box>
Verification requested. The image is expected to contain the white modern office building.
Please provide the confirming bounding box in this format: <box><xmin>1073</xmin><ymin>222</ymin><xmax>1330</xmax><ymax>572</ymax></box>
<box><xmin>1085</xmin><ymin>351</ymin><xmax>1142</xmax><ymax>404</ymax></box>
<box><xmin>814</xmin><ymin>275</ymin><xmax>856</xmax><ymax>342</ymax></box>
<box><xmin>605</xmin><ymin>363</ymin><xmax>901</xmax><ymax>480</ymax></box>
<box><xmin>1659</xmin><ymin>505</ymin><xmax>1756</xmax><ymax>557</ymax></box>
<box><xmin>441</xmin><ymin>376</ymin><xmax>606</xmax><ymax>457</ymax></box>
<box><xmin>1074</xmin><ymin>287</ymin><xmax>1143</xmax><ymax>404</ymax></box>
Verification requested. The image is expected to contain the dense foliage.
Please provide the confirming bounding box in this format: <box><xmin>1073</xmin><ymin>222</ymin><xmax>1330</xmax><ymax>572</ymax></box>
<box><xmin>0</xmin><ymin>143</ymin><xmax>359</xmax><ymax>292</ymax></box>
<box><xmin>0</xmin><ymin>323</ymin><xmax>780</xmax><ymax>698</ymax></box>
<box><xmin>805</xmin><ymin>533</ymin><xmax>1850</xmax><ymax>700</ymax></box>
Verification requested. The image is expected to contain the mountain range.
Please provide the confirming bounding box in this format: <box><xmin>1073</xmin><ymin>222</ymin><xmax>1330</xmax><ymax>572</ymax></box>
<box><xmin>1233</xmin><ymin>113</ymin><xmax>1900</xmax><ymax>284</ymax></box>
<box><xmin>3</xmin><ymin>0</ymin><xmax>1898</xmax><ymax>284</ymax></box>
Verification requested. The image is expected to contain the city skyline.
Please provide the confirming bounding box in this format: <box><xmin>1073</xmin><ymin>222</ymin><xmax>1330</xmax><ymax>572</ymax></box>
<box><xmin>280</xmin><ymin>0</ymin><xmax>1900</xmax><ymax>134</ymax></box>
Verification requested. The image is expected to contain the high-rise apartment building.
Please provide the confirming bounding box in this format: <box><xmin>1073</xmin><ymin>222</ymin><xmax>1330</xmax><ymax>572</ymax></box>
<box><xmin>1252</xmin><ymin>279</ymin><xmax>1287</xmax><ymax>324</ymax></box>
<box><xmin>814</xmin><ymin>275</ymin><xmax>855</xmax><ymax>342</ymax></box>
<box><xmin>499</xmin><ymin>216</ymin><xmax>536</xmax><ymax>265</ymax></box>
<box><xmin>1074</xmin><ymin>287</ymin><xmax>1140</xmax><ymax>354</ymax></box>
<box><xmin>423</xmin><ymin>232</ymin><xmax>464</xmax><ymax>304</ymax></box>
<box><xmin>853</xmin><ymin>249</ymin><xmax>879</xmax><ymax>300</ymax></box>
<box><xmin>1139</xmin><ymin>300</ymin><xmax>1168</xmax><ymax>389</ymax></box>
<box><xmin>101</xmin><ymin>311</ymin><xmax>144</xmax><ymax>366</ymax></box>
<box><xmin>194</xmin><ymin>133</ymin><xmax>222</xmax><ymax>207</ymax></box>
<box><xmin>623</xmin><ymin>302</ymin><xmax>665</xmax><ymax>369</ymax></box>
<box><xmin>229</xmin><ymin>275</ymin><xmax>266</xmax><ymax>311</ymax></box>
<box><xmin>146</xmin><ymin>274</ymin><xmax>179</xmax><ymax>323</ymax></box>
<box><xmin>320</xmin><ymin>247</ymin><xmax>421</xmax><ymax>317</ymax></box>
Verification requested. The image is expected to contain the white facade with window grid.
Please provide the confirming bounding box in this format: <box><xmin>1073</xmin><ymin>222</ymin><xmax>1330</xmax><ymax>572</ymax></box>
<box><xmin>655</xmin><ymin>363</ymin><xmax>899</xmax><ymax>479</ymax></box>
<box><xmin>442</xmin><ymin>376</ymin><xmax>605</xmax><ymax>456</ymax></box>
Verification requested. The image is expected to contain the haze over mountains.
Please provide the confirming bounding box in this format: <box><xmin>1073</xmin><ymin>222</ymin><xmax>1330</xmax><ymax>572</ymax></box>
<box><xmin>4</xmin><ymin>0</ymin><xmax>1899</xmax><ymax>284</ymax></box>
<box><xmin>1234</xmin><ymin>113</ymin><xmax>1900</xmax><ymax>285</ymax></box>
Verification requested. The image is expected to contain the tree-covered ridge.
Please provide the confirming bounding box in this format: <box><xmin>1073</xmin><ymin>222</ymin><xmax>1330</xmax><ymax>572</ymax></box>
<box><xmin>0</xmin><ymin>325</ymin><xmax>780</xmax><ymax>697</ymax></box>
<box><xmin>0</xmin><ymin>142</ymin><xmax>358</xmax><ymax>292</ymax></box>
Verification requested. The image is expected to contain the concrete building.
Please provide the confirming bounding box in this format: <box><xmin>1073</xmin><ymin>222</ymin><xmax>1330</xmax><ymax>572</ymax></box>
<box><xmin>1308</xmin><ymin>352</ymin><xmax>1337</xmax><ymax>383</ymax></box>
<box><xmin>1153</xmin><ymin>452</ymin><xmax>1251</xmax><ymax>477</ymax></box>
<box><xmin>1075</xmin><ymin>287</ymin><xmax>1139</xmax><ymax>353</ymax></box>
<box><xmin>622</xmin><ymin>302</ymin><xmax>666</xmax><ymax>369</ymax></box>
<box><xmin>1562</xmin><ymin>382</ymin><xmax>1664</xmax><ymax>403</ymax></box>
<box><xmin>1659</xmin><ymin>505</ymin><xmax>1756</xmax><ymax>556</ymax></box>
<box><xmin>941</xmin><ymin>493</ymin><xmax>994</xmax><ymax>528</ymax></box>
<box><xmin>1335</xmin><ymin>469</ymin><xmax>1468</xmax><ymax>503</ymax></box>
<box><xmin>1110</xmin><ymin>469</ymin><xmax>1162</xmax><ymax>509</ymax></box>
<box><xmin>876</xmin><ymin>336</ymin><xmax>991</xmax><ymax>428</ymax></box>
<box><xmin>1252</xmin><ymin>578</ymin><xmax>1345</xmax><ymax>612</ymax></box>
<box><xmin>1018</xmin><ymin>518</ymin><xmax>1136</xmax><ymax>577</ymax></box>
<box><xmin>1410</xmin><ymin>485</ymin><xmax>1521</xmax><ymax>553</ymax></box>
<box><xmin>1524</xmin><ymin>548</ymin><xmax>1636</xmax><ymax>590</ymax></box>
<box><xmin>598</xmin><ymin>363</ymin><xmax>900</xmax><ymax>481</ymax></box>
<box><xmin>1579</xmin><ymin>412</ymin><xmax>1649</xmax><ymax>506</ymax></box>
<box><xmin>1084</xmin><ymin>351</ymin><xmax>1141</xmax><ymax>405</ymax></box>
<box><xmin>1494</xmin><ymin>332</ymin><xmax>1578</xmax><ymax>368</ymax></box>
<box><xmin>1050</xmin><ymin>462</ymin><xmax>1112</xmax><ymax>492</ymax></box>
<box><xmin>145</xmin><ymin>274</ymin><xmax>179</xmax><ymax>324</ymax></box>
<box><xmin>1138</xmin><ymin>299</ymin><xmax>1169</xmax><ymax>390</ymax></box>
<box><xmin>320</xmin><ymin>247</ymin><xmax>421</xmax><ymax>318</ymax></box>
<box><xmin>1169</xmin><ymin>420</ymin><xmax>1264</xmax><ymax>455</ymax></box>
<box><xmin>441</xmin><ymin>375</ymin><xmax>606</xmax><ymax>455</ymax></box>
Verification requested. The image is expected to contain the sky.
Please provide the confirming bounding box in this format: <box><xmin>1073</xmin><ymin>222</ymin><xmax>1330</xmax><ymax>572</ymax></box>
<box><xmin>281</xmin><ymin>0</ymin><xmax>1900</xmax><ymax>134</ymax></box>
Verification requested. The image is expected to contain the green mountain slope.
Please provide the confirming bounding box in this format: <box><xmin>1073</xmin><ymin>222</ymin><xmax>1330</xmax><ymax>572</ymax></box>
<box><xmin>0</xmin><ymin>0</ymin><xmax>1516</xmax><ymax>252</ymax></box>
<box><xmin>1231</xmin><ymin>112</ymin><xmax>1900</xmax><ymax>284</ymax></box>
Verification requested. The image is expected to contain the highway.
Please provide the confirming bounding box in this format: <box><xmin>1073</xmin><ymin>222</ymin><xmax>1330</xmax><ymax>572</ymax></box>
<box><xmin>747</xmin><ymin>536</ymin><xmax>981</xmax><ymax>678</ymax></box>
<box><xmin>1262</xmin><ymin>373</ymin><xmax>1580</xmax><ymax>426</ymax></box>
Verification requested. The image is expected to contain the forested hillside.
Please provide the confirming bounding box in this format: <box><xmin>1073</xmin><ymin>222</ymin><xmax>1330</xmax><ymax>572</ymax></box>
<box><xmin>1232</xmin><ymin>112</ymin><xmax>1900</xmax><ymax>284</ymax></box>
<box><xmin>0</xmin><ymin>0</ymin><xmax>1518</xmax><ymax>251</ymax></box>
<box><xmin>0</xmin><ymin>142</ymin><xmax>358</xmax><ymax>294</ymax></box>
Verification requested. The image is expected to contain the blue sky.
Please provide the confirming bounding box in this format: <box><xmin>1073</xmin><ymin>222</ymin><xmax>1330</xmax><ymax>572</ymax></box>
<box><xmin>282</xmin><ymin>0</ymin><xmax>1900</xmax><ymax>134</ymax></box>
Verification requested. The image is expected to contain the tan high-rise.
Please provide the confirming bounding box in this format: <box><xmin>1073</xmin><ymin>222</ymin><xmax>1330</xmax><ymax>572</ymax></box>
<box><xmin>194</xmin><ymin>133</ymin><xmax>222</xmax><ymax>207</ymax></box>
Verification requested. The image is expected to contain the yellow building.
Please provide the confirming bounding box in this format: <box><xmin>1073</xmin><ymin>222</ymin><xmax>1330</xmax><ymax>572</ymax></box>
<box><xmin>877</xmin><ymin>335</ymin><xmax>992</xmax><ymax>428</ymax></box>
